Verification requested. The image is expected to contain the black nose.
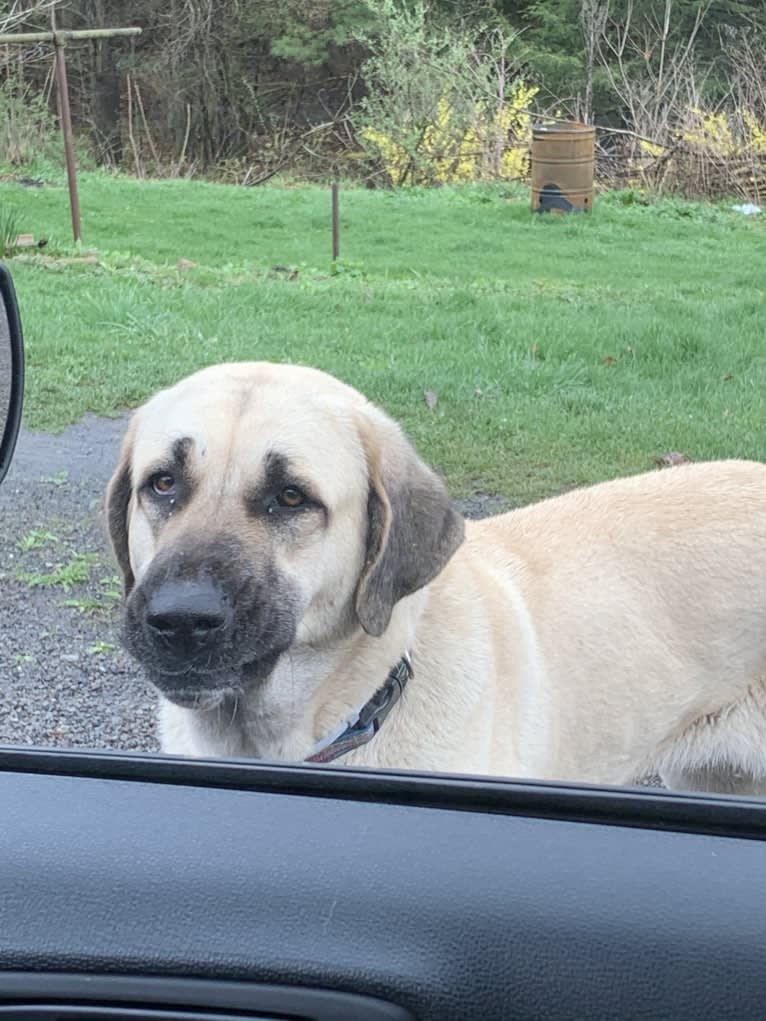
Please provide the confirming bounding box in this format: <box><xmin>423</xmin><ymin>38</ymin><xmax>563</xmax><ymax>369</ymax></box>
<box><xmin>145</xmin><ymin>579</ymin><xmax>228</xmax><ymax>651</ymax></box>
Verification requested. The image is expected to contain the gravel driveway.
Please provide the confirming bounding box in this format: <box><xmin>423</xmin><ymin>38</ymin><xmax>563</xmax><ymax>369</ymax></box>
<box><xmin>0</xmin><ymin>415</ymin><xmax>159</xmax><ymax>751</ymax></box>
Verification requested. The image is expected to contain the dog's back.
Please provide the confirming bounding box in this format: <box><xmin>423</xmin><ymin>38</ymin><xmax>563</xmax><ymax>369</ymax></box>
<box><xmin>459</xmin><ymin>460</ymin><xmax>766</xmax><ymax>791</ymax></box>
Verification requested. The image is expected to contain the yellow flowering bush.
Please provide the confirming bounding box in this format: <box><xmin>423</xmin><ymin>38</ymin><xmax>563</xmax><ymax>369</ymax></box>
<box><xmin>361</xmin><ymin>80</ymin><xmax>538</xmax><ymax>186</ymax></box>
<box><xmin>634</xmin><ymin>105</ymin><xmax>766</xmax><ymax>197</ymax></box>
<box><xmin>741</xmin><ymin>110</ymin><xmax>766</xmax><ymax>155</ymax></box>
<box><xmin>681</xmin><ymin>107</ymin><xmax>766</xmax><ymax>156</ymax></box>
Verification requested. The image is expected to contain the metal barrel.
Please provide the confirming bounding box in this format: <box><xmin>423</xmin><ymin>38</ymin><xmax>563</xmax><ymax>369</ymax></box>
<box><xmin>531</xmin><ymin>122</ymin><xmax>595</xmax><ymax>213</ymax></box>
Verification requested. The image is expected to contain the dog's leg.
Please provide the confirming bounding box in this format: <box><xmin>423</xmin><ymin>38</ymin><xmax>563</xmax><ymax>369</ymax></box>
<box><xmin>655</xmin><ymin>685</ymin><xmax>766</xmax><ymax>798</ymax></box>
<box><xmin>659</xmin><ymin>763</ymin><xmax>766</xmax><ymax>797</ymax></box>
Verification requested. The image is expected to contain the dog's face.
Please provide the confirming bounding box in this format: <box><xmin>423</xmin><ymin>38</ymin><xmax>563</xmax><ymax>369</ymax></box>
<box><xmin>106</xmin><ymin>362</ymin><xmax>464</xmax><ymax>709</ymax></box>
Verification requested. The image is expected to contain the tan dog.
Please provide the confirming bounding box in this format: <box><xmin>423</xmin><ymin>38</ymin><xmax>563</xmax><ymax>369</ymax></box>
<box><xmin>107</xmin><ymin>361</ymin><xmax>766</xmax><ymax>794</ymax></box>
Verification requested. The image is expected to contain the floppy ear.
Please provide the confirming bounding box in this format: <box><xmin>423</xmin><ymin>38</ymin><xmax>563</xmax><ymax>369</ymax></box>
<box><xmin>105</xmin><ymin>421</ymin><xmax>136</xmax><ymax>596</ymax></box>
<box><xmin>355</xmin><ymin>412</ymin><xmax>465</xmax><ymax>637</ymax></box>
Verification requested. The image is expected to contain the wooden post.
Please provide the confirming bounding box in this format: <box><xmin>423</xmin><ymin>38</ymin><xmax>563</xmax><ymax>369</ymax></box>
<box><xmin>331</xmin><ymin>180</ymin><xmax>340</xmax><ymax>262</ymax></box>
<box><xmin>0</xmin><ymin>23</ymin><xmax>142</xmax><ymax>245</ymax></box>
<box><xmin>52</xmin><ymin>10</ymin><xmax>81</xmax><ymax>243</ymax></box>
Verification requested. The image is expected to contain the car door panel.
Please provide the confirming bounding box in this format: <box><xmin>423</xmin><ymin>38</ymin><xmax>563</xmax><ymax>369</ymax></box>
<box><xmin>1</xmin><ymin>749</ymin><xmax>765</xmax><ymax>1020</ymax></box>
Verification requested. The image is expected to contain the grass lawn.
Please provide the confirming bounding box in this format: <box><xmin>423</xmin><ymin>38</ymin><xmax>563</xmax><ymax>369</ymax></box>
<box><xmin>3</xmin><ymin>172</ymin><xmax>765</xmax><ymax>504</ymax></box>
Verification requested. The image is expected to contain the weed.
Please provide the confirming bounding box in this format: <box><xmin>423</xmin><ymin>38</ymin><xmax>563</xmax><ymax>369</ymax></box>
<box><xmin>0</xmin><ymin>202</ymin><xmax>19</xmax><ymax>255</ymax></box>
<box><xmin>17</xmin><ymin>529</ymin><xmax>59</xmax><ymax>552</ymax></box>
<box><xmin>87</xmin><ymin>640</ymin><xmax>116</xmax><ymax>655</ymax></box>
<box><xmin>60</xmin><ymin>596</ymin><xmax>108</xmax><ymax>615</ymax></box>
<box><xmin>100</xmin><ymin>575</ymin><xmax>123</xmax><ymax>602</ymax></box>
<box><xmin>41</xmin><ymin>470</ymin><xmax>69</xmax><ymax>487</ymax></box>
<box><xmin>18</xmin><ymin>553</ymin><xmax>100</xmax><ymax>592</ymax></box>
<box><xmin>60</xmin><ymin>576</ymin><xmax>122</xmax><ymax>615</ymax></box>
<box><xmin>329</xmin><ymin>258</ymin><xmax>367</xmax><ymax>278</ymax></box>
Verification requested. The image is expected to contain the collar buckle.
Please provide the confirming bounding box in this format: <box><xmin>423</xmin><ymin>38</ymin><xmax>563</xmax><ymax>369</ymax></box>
<box><xmin>305</xmin><ymin>652</ymin><xmax>413</xmax><ymax>765</ymax></box>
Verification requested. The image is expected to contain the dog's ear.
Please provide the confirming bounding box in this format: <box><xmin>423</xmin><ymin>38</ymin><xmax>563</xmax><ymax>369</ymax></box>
<box><xmin>354</xmin><ymin>412</ymin><xmax>465</xmax><ymax>637</ymax></box>
<box><xmin>105</xmin><ymin>421</ymin><xmax>136</xmax><ymax>596</ymax></box>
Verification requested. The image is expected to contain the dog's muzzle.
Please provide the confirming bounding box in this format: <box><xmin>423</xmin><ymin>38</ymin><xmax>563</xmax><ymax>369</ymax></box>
<box><xmin>123</xmin><ymin>543</ymin><xmax>299</xmax><ymax>706</ymax></box>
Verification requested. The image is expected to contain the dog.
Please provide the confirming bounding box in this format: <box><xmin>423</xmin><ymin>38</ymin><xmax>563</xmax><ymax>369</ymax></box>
<box><xmin>107</xmin><ymin>361</ymin><xmax>766</xmax><ymax>794</ymax></box>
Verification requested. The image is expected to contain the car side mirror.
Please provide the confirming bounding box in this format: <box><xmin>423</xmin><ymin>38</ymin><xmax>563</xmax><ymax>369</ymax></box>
<box><xmin>0</xmin><ymin>262</ymin><xmax>24</xmax><ymax>486</ymax></box>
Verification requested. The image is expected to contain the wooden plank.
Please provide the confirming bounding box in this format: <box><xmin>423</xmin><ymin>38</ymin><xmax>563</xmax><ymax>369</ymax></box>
<box><xmin>0</xmin><ymin>28</ymin><xmax>142</xmax><ymax>44</ymax></box>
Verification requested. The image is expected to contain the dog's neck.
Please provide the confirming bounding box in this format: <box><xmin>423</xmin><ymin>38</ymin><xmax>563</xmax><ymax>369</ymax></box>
<box><xmin>173</xmin><ymin>590</ymin><xmax>428</xmax><ymax>763</ymax></box>
<box><xmin>304</xmin><ymin>652</ymin><xmax>413</xmax><ymax>763</ymax></box>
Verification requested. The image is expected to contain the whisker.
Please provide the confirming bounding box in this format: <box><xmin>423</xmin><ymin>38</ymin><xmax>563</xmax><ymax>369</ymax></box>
<box><xmin>228</xmin><ymin>690</ymin><xmax>240</xmax><ymax>729</ymax></box>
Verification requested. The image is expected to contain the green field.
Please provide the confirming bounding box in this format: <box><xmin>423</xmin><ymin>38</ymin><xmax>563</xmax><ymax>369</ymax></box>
<box><xmin>4</xmin><ymin>172</ymin><xmax>765</xmax><ymax>504</ymax></box>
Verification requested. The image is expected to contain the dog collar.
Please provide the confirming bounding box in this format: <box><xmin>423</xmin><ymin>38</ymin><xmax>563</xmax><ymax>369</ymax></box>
<box><xmin>305</xmin><ymin>653</ymin><xmax>413</xmax><ymax>765</ymax></box>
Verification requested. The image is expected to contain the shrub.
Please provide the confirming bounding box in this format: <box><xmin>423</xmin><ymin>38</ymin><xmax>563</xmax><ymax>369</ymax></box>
<box><xmin>0</xmin><ymin>67</ymin><xmax>60</xmax><ymax>169</ymax></box>
<box><xmin>354</xmin><ymin>1</ymin><xmax>537</xmax><ymax>186</ymax></box>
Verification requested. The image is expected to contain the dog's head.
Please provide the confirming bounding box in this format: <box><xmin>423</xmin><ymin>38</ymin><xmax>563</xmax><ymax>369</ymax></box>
<box><xmin>106</xmin><ymin>362</ymin><xmax>464</xmax><ymax>708</ymax></box>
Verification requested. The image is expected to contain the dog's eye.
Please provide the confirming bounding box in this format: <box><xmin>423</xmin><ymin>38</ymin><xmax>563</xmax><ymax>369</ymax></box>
<box><xmin>150</xmin><ymin>473</ymin><xmax>176</xmax><ymax>496</ymax></box>
<box><xmin>276</xmin><ymin>486</ymin><xmax>306</xmax><ymax>509</ymax></box>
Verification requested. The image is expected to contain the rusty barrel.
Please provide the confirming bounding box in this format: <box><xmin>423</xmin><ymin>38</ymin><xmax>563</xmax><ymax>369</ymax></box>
<box><xmin>531</xmin><ymin>122</ymin><xmax>595</xmax><ymax>213</ymax></box>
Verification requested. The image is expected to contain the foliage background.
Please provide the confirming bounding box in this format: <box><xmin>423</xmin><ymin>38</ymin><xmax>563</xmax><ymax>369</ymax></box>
<box><xmin>0</xmin><ymin>0</ymin><xmax>762</xmax><ymax>195</ymax></box>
